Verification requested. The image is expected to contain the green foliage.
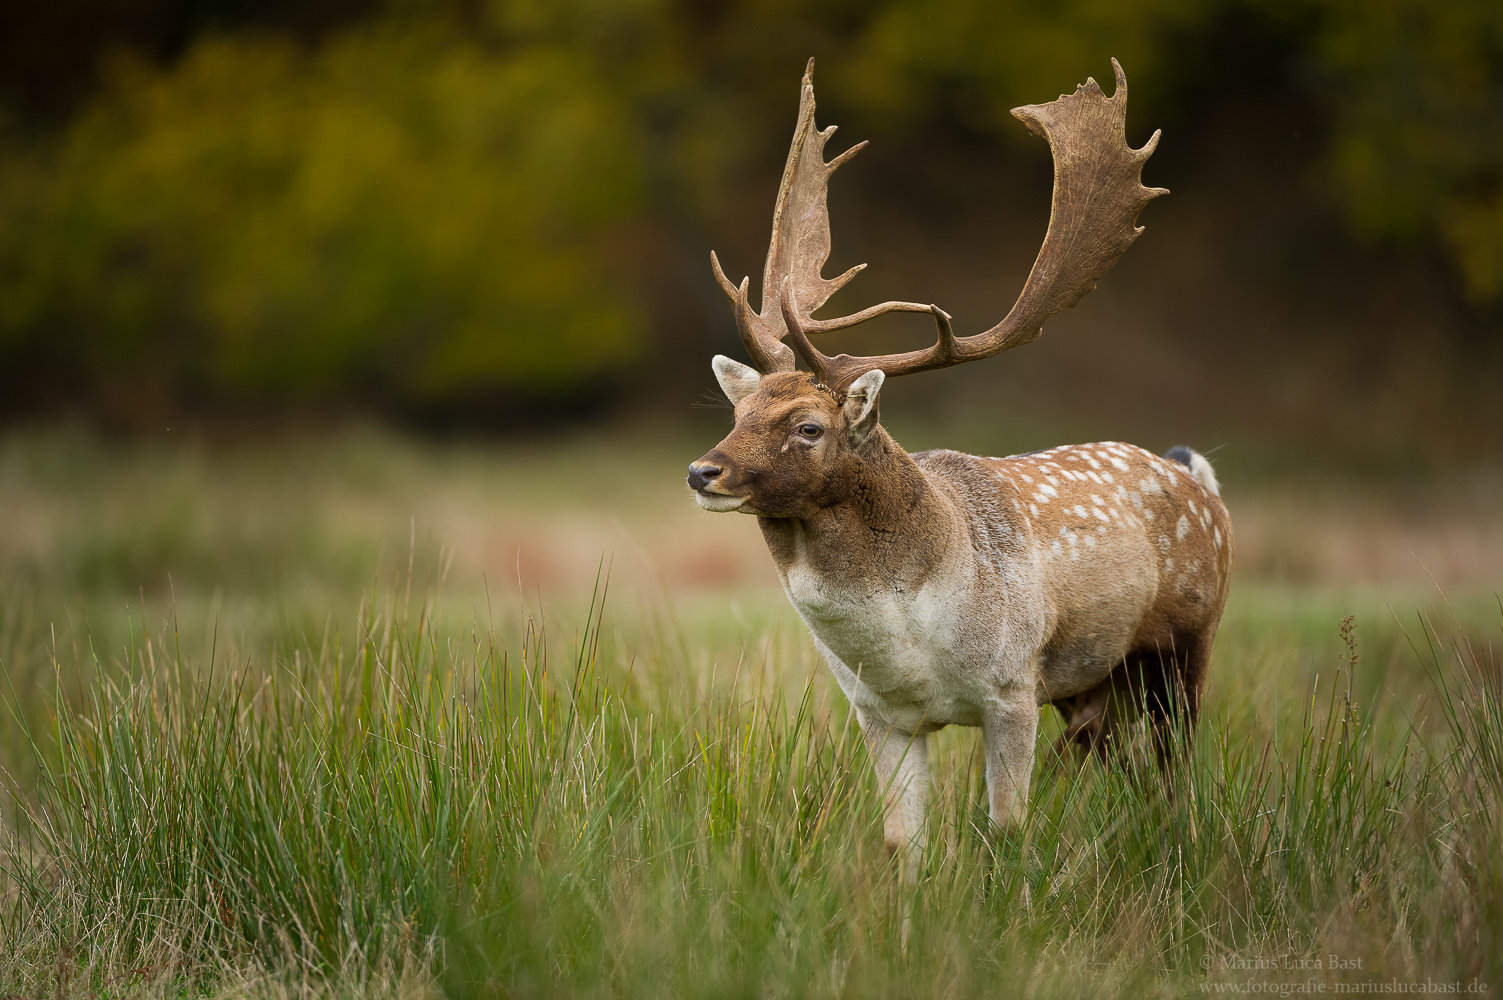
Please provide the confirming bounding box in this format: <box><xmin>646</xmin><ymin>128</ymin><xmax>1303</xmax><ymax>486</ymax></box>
<box><xmin>838</xmin><ymin>0</ymin><xmax>1207</xmax><ymax>135</ymax></box>
<box><xmin>1299</xmin><ymin>0</ymin><xmax>1503</xmax><ymax>304</ymax></box>
<box><xmin>0</xmin><ymin>0</ymin><xmax>1500</xmax><ymax>411</ymax></box>
<box><xmin>0</xmin><ymin>24</ymin><xmax>648</xmax><ymax>405</ymax></box>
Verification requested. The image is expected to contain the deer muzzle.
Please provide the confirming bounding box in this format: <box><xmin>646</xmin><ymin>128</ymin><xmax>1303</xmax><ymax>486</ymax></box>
<box><xmin>688</xmin><ymin>453</ymin><xmax>751</xmax><ymax>512</ymax></box>
<box><xmin>686</xmin><ymin>462</ymin><xmax>723</xmax><ymax>492</ymax></box>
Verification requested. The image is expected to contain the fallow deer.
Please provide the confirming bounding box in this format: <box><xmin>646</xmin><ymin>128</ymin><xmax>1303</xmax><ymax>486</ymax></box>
<box><xmin>688</xmin><ymin>60</ymin><xmax>1232</xmax><ymax>865</ymax></box>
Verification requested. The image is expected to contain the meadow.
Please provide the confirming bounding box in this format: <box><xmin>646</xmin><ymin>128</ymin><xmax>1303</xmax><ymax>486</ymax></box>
<box><xmin>0</xmin><ymin>423</ymin><xmax>1498</xmax><ymax>999</ymax></box>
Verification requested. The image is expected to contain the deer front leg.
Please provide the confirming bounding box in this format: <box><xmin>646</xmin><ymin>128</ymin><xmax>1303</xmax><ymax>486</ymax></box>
<box><xmin>856</xmin><ymin>710</ymin><xmax>928</xmax><ymax>866</ymax></box>
<box><xmin>983</xmin><ymin>691</ymin><xmax>1040</xmax><ymax>830</ymax></box>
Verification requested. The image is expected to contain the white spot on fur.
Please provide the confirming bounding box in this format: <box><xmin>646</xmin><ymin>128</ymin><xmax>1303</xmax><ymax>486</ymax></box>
<box><xmin>1165</xmin><ymin>557</ymin><xmax>1175</xmax><ymax>571</ymax></box>
<box><xmin>1090</xmin><ymin>494</ymin><xmax>1105</xmax><ymax>506</ymax></box>
<box><xmin>1084</xmin><ymin>456</ymin><xmax>1102</xmax><ymax>470</ymax></box>
<box><xmin>1040</xmin><ymin>483</ymin><xmax>1058</xmax><ymax>498</ymax></box>
<box><xmin>1051</xmin><ymin>540</ymin><xmax>1063</xmax><ymax>556</ymax></box>
<box><xmin>1177</xmin><ymin>515</ymin><xmax>1190</xmax><ymax>540</ymax></box>
<box><xmin>1110</xmin><ymin>457</ymin><xmax>1130</xmax><ymax>471</ymax></box>
<box><xmin>1085</xmin><ymin>535</ymin><xmax>1096</xmax><ymax>548</ymax></box>
<box><xmin>1030</xmin><ymin>503</ymin><xmax>1040</xmax><ymax>518</ymax></box>
<box><xmin>1130</xmin><ymin>491</ymin><xmax>1144</xmax><ymax>509</ymax></box>
<box><xmin>1093</xmin><ymin>508</ymin><xmax>1110</xmax><ymax>523</ymax></box>
<box><xmin>1020</xmin><ymin>473</ymin><xmax>1034</xmax><ymax>484</ymax></box>
<box><xmin>1159</xmin><ymin>535</ymin><xmax>1171</xmax><ymax>553</ymax></box>
<box><xmin>1086</xmin><ymin>470</ymin><xmax>1103</xmax><ymax>484</ymax></box>
<box><xmin>1073</xmin><ymin>504</ymin><xmax>1089</xmax><ymax>519</ymax></box>
<box><xmin>1214</xmin><ymin>526</ymin><xmax>1222</xmax><ymax>548</ymax></box>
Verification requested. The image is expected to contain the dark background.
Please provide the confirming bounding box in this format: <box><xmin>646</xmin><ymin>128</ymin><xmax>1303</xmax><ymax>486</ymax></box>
<box><xmin>1</xmin><ymin>0</ymin><xmax>1500</xmax><ymax>467</ymax></box>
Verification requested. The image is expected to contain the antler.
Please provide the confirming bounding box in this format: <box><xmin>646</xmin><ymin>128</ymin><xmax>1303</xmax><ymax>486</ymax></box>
<box><xmin>727</xmin><ymin>58</ymin><xmax>1167</xmax><ymax>392</ymax></box>
<box><xmin>710</xmin><ymin>58</ymin><xmax>932</xmax><ymax>374</ymax></box>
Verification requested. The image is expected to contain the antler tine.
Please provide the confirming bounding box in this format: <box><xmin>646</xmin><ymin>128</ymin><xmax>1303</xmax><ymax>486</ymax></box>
<box><xmin>783</xmin><ymin>58</ymin><xmax>1167</xmax><ymax>392</ymax></box>
<box><xmin>778</xmin><ymin>281</ymin><xmax>829</xmax><ymax>384</ymax></box>
<box><xmin>708</xmin><ymin>58</ymin><xmax>931</xmax><ymax>375</ymax></box>
<box><xmin>711</xmin><ymin>250</ymin><xmax>795</xmax><ymax>373</ymax></box>
<box><xmin>781</xmin><ymin>278</ymin><xmax>956</xmax><ymax>387</ymax></box>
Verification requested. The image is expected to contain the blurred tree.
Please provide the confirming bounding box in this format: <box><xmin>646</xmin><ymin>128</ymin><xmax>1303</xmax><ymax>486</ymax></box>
<box><xmin>0</xmin><ymin>22</ymin><xmax>647</xmax><ymax>415</ymax></box>
<box><xmin>0</xmin><ymin>0</ymin><xmax>381</xmax><ymax>122</ymax></box>
<box><xmin>0</xmin><ymin>0</ymin><xmax>1498</xmax><ymax>429</ymax></box>
<box><xmin>1297</xmin><ymin>0</ymin><xmax>1503</xmax><ymax>305</ymax></box>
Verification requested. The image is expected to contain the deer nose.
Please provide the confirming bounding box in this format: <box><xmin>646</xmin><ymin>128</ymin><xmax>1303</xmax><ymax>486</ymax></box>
<box><xmin>687</xmin><ymin>463</ymin><xmax>723</xmax><ymax>491</ymax></box>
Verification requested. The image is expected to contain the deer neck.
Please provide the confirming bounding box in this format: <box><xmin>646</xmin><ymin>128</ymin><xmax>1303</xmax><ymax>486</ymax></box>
<box><xmin>757</xmin><ymin>427</ymin><xmax>958</xmax><ymax>589</ymax></box>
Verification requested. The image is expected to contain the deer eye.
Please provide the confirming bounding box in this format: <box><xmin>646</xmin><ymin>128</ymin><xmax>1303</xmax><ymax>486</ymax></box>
<box><xmin>797</xmin><ymin>423</ymin><xmax>823</xmax><ymax>439</ymax></box>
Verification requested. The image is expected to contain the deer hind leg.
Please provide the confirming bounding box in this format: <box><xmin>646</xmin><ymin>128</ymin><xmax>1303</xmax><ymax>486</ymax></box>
<box><xmin>1051</xmin><ymin>669</ymin><xmax>1140</xmax><ymax>765</ymax></box>
<box><xmin>1175</xmin><ymin>631</ymin><xmax>1211</xmax><ymax>729</ymax></box>
<box><xmin>1150</xmin><ymin>631</ymin><xmax>1212</xmax><ymax>769</ymax></box>
<box><xmin>1122</xmin><ymin>635</ymin><xmax>1209</xmax><ymax>769</ymax></box>
<box><xmin>1053</xmin><ymin>641</ymin><xmax>1204</xmax><ymax>769</ymax></box>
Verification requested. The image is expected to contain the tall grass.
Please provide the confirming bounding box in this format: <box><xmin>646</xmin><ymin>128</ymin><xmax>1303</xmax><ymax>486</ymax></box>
<box><xmin>0</xmin><ymin>573</ymin><xmax>1499</xmax><ymax>998</ymax></box>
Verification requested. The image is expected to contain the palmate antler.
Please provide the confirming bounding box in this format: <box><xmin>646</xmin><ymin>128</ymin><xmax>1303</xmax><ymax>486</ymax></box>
<box><xmin>709</xmin><ymin>58</ymin><xmax>934</xmax><ymax>375</ymax></box>
<box><xmin>711</xmin><ymin>58</ymin><xmax>1167</xmax><ymax>392</ymax></box>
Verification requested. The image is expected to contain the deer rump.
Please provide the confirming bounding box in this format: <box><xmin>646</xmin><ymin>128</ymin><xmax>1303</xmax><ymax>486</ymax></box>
<box><xmin>689</xmin><ymin>59</ymin><xmax>1232</xmax><ymax>868</ymax></box>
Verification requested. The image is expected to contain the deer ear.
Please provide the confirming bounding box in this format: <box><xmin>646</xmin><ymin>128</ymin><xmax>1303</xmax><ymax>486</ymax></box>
<box><xmin>712</xmin><ymin>355</ymin><xmax>761</xmax><ymax>405</ymax></box>
<box><xmin>843</xmin><ymin>370</ymin><xmax>885</xmax><ymax>446</ymax></box>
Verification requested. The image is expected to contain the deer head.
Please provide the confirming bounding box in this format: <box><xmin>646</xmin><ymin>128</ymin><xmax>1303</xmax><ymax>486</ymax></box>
<box><xmin>691</xmin><ymin>57</ymin><xmax>1165</xmax><ymax>514</ymax></box>
<box><xmin>688</xmin><ymin>362</ymin><xmax>886</xmax><ymax>517</ymax></box>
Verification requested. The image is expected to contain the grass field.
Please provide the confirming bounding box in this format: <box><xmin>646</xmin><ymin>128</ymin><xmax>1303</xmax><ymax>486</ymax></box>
<box><xmin>0</xmin><ymin>425</ymin><xmax>1499</xmax><ymax>998</ymax></box>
